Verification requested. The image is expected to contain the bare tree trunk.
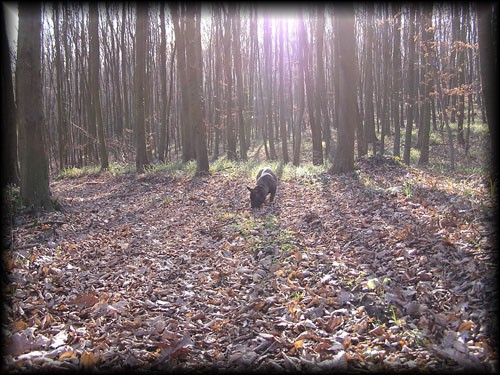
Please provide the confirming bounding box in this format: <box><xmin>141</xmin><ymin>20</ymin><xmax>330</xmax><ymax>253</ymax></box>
<box><xmin>17</xmin><ymin>2</ymin><xmax>53</xmax><ymax>210</ymax></box>
<box><xmin>223</xmin><ymin>7</ymin><xmax>236</xmax><ymax>160</ymax></box>
<box><xmin>212</xmin><ymin>8</ymin><xmax>223</xmax><ymax>159</ymax></box>
<box><xmin>477</xmin><ymin>3</ymin><xmax>498</xmax><ymax>180</ymax></box>
<box><xmin>231</xmin><ymin>5</ymin><xmax>247</xmax><ymax>161</ymax></box>
<box><xmin>54</xmin><ymin>4</ymin><xmax>67</xmax><ymax>171</ymax></box>
<box><xmin>121</xmin><ymin>4</ymin><xmax>131</xmax><ymax>142</ymax></box>
<box><xmin>364</xmin><ymin>4</ymin><xmax>377</xmax><ymax>154</ymax></box>
<box><xmin>300</xmin><ymin>14</ymin><xmax>323</xmax><ymax>165</ymax></box>
<box><xmin>185</xmin><ymin>4</ymin><xmax>209</xmax><ymax>174</ymax></box>
<box><xmin>158</xmin><ymin>3</ymin><xmax>168</xmax><ymax>162</ymax></box>
<box><xmin>331</xmin><ymin>4</ymin><xmax>357</xmax><ymax>174</ymax></box>
<box><xmin>456</xmin><ymin>5</ymin><xmax>466</xmax><ymax>147</ymax></box>
<box><xmin>134</xmin><ymin>3</ymin><xmax>150</xmax><ymax>173</ymax></box>
<box><xmin>418</xmin><ymin>4</ymin><xmax>434</xmax><ymax>166</ymax></box>
<box><xmin>105</xmin><ymin>4</ymin><xmax>123</xmax><ymax>141</ymax></box>
<box><xmin>392</xmin><ymin>3</ymin><xmax>402</xmax><ymax>157</ymax></box>
<box><xmin>293</xmin><ymin>12</ymin><xmax>305</xmax><ymax>167</ymax></box>
<box><xmin>403</xmin><ymin>4</ymin><xmax>416</xmax><ymax>165</ymax></box>
<box><xmin>89</xmin><ymin>3</ymin><xmax>109</xmax><ymax>170</ymax></box>
<box><xmin>263</xmin><ymin>14</ymin><xmax>277</xmax><ymax>160</ymax></box>
<box><xmin>170</xmin><ymin>4</ymin><xmax>194</xmax><ymax>162</ymax></box>
<box><xmin>315</xmin><ymin>4</ymin><xmax>332</xmax><ymax>160</ymax></box>
<box><xmin>380</xmin><ymin>4</ymin><xmax>390</xmax><ymax>156</ymax></box>
<box><xmin>278</xmin><ymin>19</ymin><xmax>289</xmax><ymax>164</ymax></box>
<box><xmin>1</xmin><ymin>4</ymin><xmax>20</xmax><ymax>187</ymax></box>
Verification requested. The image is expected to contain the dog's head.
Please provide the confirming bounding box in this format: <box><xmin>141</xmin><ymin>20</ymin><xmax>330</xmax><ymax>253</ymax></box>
<box><xmin>247</xmin><ymin>186</ymin><xmax>267</xmax><ymax>208</ymax></box>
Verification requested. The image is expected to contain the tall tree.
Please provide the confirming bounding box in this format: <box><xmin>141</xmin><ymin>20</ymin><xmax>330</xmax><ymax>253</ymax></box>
<box><xmin>477</xmin><ymin>3</ymin><xmax>498</xmax><ymax>181</ymax></box>
<box><xmin>315</xmin><ymin>4</ymin><xmax>332</xmax><ymax>160</ymax></box>
<box><xmin>134</xmin><ymin>3</ymin><xmax>150</xmax><ymax>173</ymax></box>
<box><xmin>185</xmin><ymin>3</ymin><xmax>209</xmax><ymax>174</ymax></box>
<box><xmin>293</xmin><ymin>10</ymin><xmax>305</xmax><ymax>167</ymax></box>
<box><xmin>455</xmin><ymin>5</ymin><xmax>466</xmax><ymax>146</ymax></box>
<box><xmin>418</xmin><ymin>4</ymin><xmax>434</xmax><ymax>166</ymax></box>
<box><xmin>331</xmin><ymin>4</ymin><xmax>357</xmax><ymax>174</ymax></box>
<box><xmin>158</xmin><ymin>3</ymin><xmax>168</xmax><ymax>162</ymax></box>
<box><xmin>53</xmin><ymin>4</ymin><xmax>68</xmax><ymax>171</ymax></box>
<box><xmin>170</xmin><ymin>4</ymin><xmax>194</xmax><ymax>162</ymax></box>
<box><xmin>363</xmin><ymin>4</ymin><xmax>377</xmax><ymax>154</ymax></box>
<box><xmin>278</xmin><ymin>19</ymin><xmax>289</xmax><ymax>164</ymax></box>
<box><xmin>1</xmin><ymin>4</ymin><xmax>19</xmax><ymax>188</ymax></box>
<box><xmin>392</xmin><ymin>3</ymin><xmax>402</xmax><ymax>157</ymax></box>
<box><xmin>212</xmin><ymin>7</ymin><xmax>223</xmax><ymax>159</ymax></box>
<box><xmin>403</xmin><ymin>4</ymin><xmax>416</xmax><ymax>165</ymax></box>
<box><xmin>17</xmin><ymin>3</ymin><xmax>53</xmax><ymax>210</ymax></box>
<box><xmin>120</xmin><ymin>3</ymin><xmax>131</xmax><ymax>138</ymax></box>
<box><xmin>223</xmin><ymin>7</ymin><xmax>236</xmax><ymax>160</ymax></box>
<box><xmin>231</xmin><ymin>5</ymin><xmax>247</xmax><ymax>161</ymax></box>
<box><xmin>105</xmin><ymin>4</ymin><xmax>124</xmax><ymax>141</ymax></box>
<box><xmin>380</xmin><ymin>5</ymin><xmax>390</xmax><ymax>156</ymax></box>
<box><xmin>301</xmin><ymin>11</ymin><xmax>323</xmax><ymax>165</ymax></box>
<box><xmin>89</xmin><ymin>3</ymin><xmax>109</xmax><ymax>170</ymax></box>
<box><xmin>263</xmin><ymin>13</ymin><xmax>277</xmax><ymax>160</ymax></box>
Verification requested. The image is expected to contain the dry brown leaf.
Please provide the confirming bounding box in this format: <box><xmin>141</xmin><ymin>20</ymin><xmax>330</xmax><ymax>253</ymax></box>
<box><xmin>68</xmin><ymin>292</ymin><xmax>99</xmax><ymax>308</ymax></box>
<box><xmin>80</xmin><ymin>351</ymin><xmax>98</xmax><ymax>369</ymax></box>
<box><xmin>11</xmin><ymin>320</ymin><xmax>28</xmax><ymax>332</ymax></box>
<box><xmin>458</xmin><ymin>321</ymin><xmax>474</xmax><ymax>332</ymax></box>
<box><xmin>59</xmin><ymin>350</ymin><xmax>78</xmax><ymax>360</ymax></box>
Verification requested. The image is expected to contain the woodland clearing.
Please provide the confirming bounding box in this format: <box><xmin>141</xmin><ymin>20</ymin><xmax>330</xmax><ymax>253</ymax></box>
<box><xmin>3</xmin><ymin>149</ymin><xmax>497</xmax><ymax>372</ymax></box>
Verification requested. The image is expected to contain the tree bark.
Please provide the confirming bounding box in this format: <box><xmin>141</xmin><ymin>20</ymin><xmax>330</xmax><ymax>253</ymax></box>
<box><xmin>89</xmin><ymin>3</ymin><xmax>109</xmax><ymax>170</ymax></box>
<box><xmin>418</xmin><ymin>4</ymin><xmax>434</xmax><ymax>166</ymax></box>
<box><xmin>17</xmin><ymin>2</ymin><xmax>53</xmax><ymax>210</ymax></box>
<box><xmin>231</xmin><ymin>5</ymin><xmax>247</xmax><ymax>161</ymax></box>
<box><xmin>293</xmin><ymin>12</ymin><xmax>305</xmax><ymax>167</ymax></box>
<box><xmin>403</xmin><ymin>4</ymin><xmax>416</xmax><ymax>165</ymax></box>
<box><xmin>121</xmin><ymin>4</ymin><xmax>131</xmax><ymax>139</ymax></box>
<box><xmin>364</xmin><ymin>4</ymin><xmax>377</xmax><ymax>153</ymax></box>
<box><xmin>278</xmin><ymin>19</ymin><xmax>289</xmax><ymax>164</ymax></box>
<box><xmin>456</xmin><ymin>5</ymin><xmax>466</xmax><ymax>146</ymax></box>
<box><xmin>331</xmin><ymin>4</ymin><xmax>357</xmax><ymax>174</ymax></box>
<box><xmin>185</xmin><ymin>4</ymin><xmax>209</xmax><ymax>174</ymax></box>
<box><xmin>54</xmin><ymin>4</ymin><xmax>68</xmax><ymax>171</ymax></box>
<box><xmin>301</xmin><ymin>15</ymin><xmax>323</xmax><ymax>165</ymax></box>
<box><xmin>223</xmin><ymin>7</ymin><xmax>236</xmax><ymax>160</ymax></box>
<box><xmin>170</xmin><ymin>4</ymin><xmax>194</xmax><ymax>162</ymax></box>
<box><xmin>392</xmin><ymin>4</ymin><xmax>402</xmax><ymax>157</ymax></box>
<box><xmin>263</xmin><ymin>14</ymin><xmax>277</xmax><ymax>160</ymax></box>
<box><xmin>134</xmin><ymin>2</ymin><xmax>150</xmax><ymax>173</ymax></box>
<box><xmin>477</xmin><ymin>3</ymin><xmax>498</xmax><ymax>180</ymax></box>
<box><xmin>1</xmin><ymin>4</ymin><xmax>20</xmax><ymax>187</ymax></box>
<box><xmin>315</xmin><ymin>4</ymin><xmax>332</xmax><ymax>160</ymax></box>
<box><xmin>158</xmin><ymin>3</ymin><xmax>168</xmax><ymax>162</ymax></box>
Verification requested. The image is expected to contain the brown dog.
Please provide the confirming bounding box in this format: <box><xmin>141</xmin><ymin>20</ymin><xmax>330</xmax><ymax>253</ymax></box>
<box><xmin>247</xmin><ymin>168</ymin><xmax>277</xmax><ymax>208</ymax></box>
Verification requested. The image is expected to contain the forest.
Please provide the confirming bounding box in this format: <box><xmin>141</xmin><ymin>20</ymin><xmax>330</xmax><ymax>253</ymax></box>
<box><xmin>1</xmin><ymin>2</ymin><xmax>498</xmax><ymax>372</ymax></box>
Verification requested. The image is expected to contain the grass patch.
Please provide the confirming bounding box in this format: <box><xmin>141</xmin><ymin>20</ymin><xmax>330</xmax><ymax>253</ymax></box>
<box><xmin>221</xmin><ymin>211</ymin><xmax>298</xmax><ymax>256</ymax></box>
<box><xmin>145</xmin><ymin>160</ymin><xmax>196</xmax><ymax>175</ymax></box>
<box><xmin>210</xmin><ymin>158</ymin><xmax>259</xmax><ymax>178</ymax></box>
<box><xmin>109</xmin><ymin>163</ymin><xmax>136</xmax><ymax>175</ymax></box>
<box><xmin>57</xmin><ymin>165</ymin><xmax>101</xmax><ymax>179</ymax></box>
<box><xmin>280</xmin><ymin>163</ymin><xmax>328</xmax><ymax>181</ymax></box>
<box><xmin>57</xmin><ymin>163</ymin><xmax>136</xmax><ymax>178</ymax></box>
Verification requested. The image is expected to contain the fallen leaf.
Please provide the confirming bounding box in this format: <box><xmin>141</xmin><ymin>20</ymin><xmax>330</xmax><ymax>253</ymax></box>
<box><xmin>458</xmin><ymin>321</ymin><xmax>474</xmax><ymax>332</ymax></box>
<box><xmin>80</xmin><ymin>351</ymin><xmax>98</xmax><ymax>369</ymax></box>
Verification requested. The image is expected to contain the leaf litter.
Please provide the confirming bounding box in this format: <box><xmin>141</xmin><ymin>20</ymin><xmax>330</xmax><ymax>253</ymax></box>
<box><xmin>3</xmin><ymin>158</ymin><xmax>497</xmax><ymax>372</ymax></box>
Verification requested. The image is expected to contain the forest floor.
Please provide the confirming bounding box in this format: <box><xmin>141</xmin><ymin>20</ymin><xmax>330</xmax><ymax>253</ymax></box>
<box><xmin>3</xmin><ymin>142</ymin><xmax>498</xmax><ymax>372</ymax></box>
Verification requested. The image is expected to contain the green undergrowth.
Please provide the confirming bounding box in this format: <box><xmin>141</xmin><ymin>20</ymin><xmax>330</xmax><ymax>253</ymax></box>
<box><xmin>55</xmin><ymin>116</ymin><xmax>491</xmax><ymax>188</ymax></box>
<box><xmin>219</xmin><ymin>211</ymin><xmax>297</xmax><ymax>257</ymax></box>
